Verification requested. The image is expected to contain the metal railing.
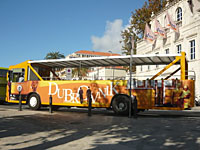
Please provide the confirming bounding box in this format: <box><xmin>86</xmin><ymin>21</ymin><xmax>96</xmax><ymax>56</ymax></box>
<box><xmin>38</xmin><ymin>70</ymin><xmax>196</xmax><ymax>81</ymax></box>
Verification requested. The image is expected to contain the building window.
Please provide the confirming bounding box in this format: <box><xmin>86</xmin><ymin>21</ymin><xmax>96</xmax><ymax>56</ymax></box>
<box><xmin>140</xmin><ymin>66</ymin><xmax>143</xmax><ymax>72</ymax></box>
<box><xmin>148</xmin><ymin>65</ymin><xmax>150</xmax><ymax>71</ymax></box>
<box><xmin>165</xmin><ymin>49</ymin><xmax>169</xmax><ymax>54</ymax></box>
<box><xmin>177</xmin><ymin>44</ymin><xmax>181</xmax><ymax>54</ymax></box>
<box><xmin>176</xmin><ymin>7</ymin><xmax>182</xmax><ymax>21</ymax></box>
<box><xmin>190</xmin><ymin>40</ymin><xmax>195</xmax><ymax>60</ymax></box>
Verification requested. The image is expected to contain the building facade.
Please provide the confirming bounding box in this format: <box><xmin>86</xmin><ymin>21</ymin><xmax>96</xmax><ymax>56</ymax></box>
<box><xmin>66</xmin><ymin>50</ymin><xmax>120</xmax><ymax>58</ymax></box>
<box><xmin>63</xmin><ymin>50</ymin><xmax>126</xmax><ymax>80</ymax></box>
<box><xmin>88</xmin><ymin>67</ymin><xmax>126</xmax><ymax>80</ymax></box>
<box><xmin>136</xmin><ymin>0</ymin><xmax>200</xmax><ymax>96</ymax></box>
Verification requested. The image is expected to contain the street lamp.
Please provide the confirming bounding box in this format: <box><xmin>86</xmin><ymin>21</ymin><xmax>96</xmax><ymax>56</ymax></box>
<box><xmin>128</xmin><ymin>36</ymin><xmax>133</xmax><ymax>118</ymax></box>
<box><xmin>127</xmin><ymin>35</ymin><xmax>136</xmax><ymax>118</ymax></box>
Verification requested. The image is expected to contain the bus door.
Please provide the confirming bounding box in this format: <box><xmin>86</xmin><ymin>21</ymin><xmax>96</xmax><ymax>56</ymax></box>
<box><xmin>8</xmin><ymin>68</ymin><xmax>26</xmax><ymax>101</ymax></box>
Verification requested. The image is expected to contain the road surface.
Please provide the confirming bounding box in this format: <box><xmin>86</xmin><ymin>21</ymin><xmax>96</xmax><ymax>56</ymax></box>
<box><xmin>0</xmin><ymin>104</ymin><xmax>200</xmax><ymax>150</ymax></box>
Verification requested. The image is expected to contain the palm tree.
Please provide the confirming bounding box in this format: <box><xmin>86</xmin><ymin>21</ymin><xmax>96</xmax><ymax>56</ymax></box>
<box><xmin>45</xmin><ymin>51</ymin><xmax>65</xmax><ymax>59</ymax></box>
<box><xmin>45</xmin><ymin>51</ymin><xmax>65</xmax><ymax>77</ymax></box>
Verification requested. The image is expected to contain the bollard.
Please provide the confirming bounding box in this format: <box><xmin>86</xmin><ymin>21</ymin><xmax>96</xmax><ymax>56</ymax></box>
<box><xmin>133</xmin><ymin>96</ymin><xmax>138</xmax><ymax>118</ymax></box>
<box><xmin>128</xmin><ymin>96</ymin><xmax>132</xmax><ymax>118</ymax></box>
<box><xmin>17</xmin><ymin>85</ymin><xmax>23</xmax><ymax>111</ymax></box>
<box><xmin>18</xmin><ymin>91</ymin><xmax>22</xmax><ymax>111</ymax></box>
<box><xmin>49</xmin><ymin>95</ymin><xmax>53</xmax><ymax>113</ymax></box>
<box><xmin>88</xmin><ymin>98</ymin><xmax>92</xmax><ymax>116</ymax></box>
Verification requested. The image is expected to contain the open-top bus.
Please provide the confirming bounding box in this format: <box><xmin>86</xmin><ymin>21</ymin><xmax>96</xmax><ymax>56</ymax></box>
<box><xmin>6</xmin><ymin>52</ymin><xmax>194</xmax><ymax>115</ymax></box>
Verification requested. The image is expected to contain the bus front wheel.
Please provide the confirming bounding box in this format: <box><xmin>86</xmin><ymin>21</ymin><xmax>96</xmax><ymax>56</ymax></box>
<box><xmin>112</xmin><ymin>95</ymin><xmax>129</xmax><ymax>115</ymax></box>
<box><xmin>28</xmin><ymin>93</ymin><xmax>41</xmax><ymax>110</ymax></box>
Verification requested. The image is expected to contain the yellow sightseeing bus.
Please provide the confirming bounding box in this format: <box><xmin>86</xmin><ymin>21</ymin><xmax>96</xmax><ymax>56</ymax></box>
<box><xmin>0</xmin><ymin>67</ymin><xmax>9</xmax><ymax>104</ymax></box>
<box><xmin>6</xmin><ymin>52</ymin><xmax>194</xmax><ymax>115</ymax></box>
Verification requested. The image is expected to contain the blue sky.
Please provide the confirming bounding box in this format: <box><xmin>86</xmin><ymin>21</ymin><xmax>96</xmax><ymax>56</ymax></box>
<box><xmin>0</xmin><ymin>0</ymin><xmax>146</xmax><ymax>67</ymax></box>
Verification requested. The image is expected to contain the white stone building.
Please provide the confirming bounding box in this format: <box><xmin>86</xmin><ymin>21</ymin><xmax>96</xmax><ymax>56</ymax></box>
<box><xmin>62</xmin><ymin>50</ymin><xmax>127</xmax><ymax>80</ymax></box>
<box><xmin>136</xmin><ymin>0</ymin><xmax>200</xmax><ymax>96</ymax></box>
<box><xmin>66</xmin><ymin>50</ymin><xmax>120</xmax><ymax>58</ymax></box>
<box><xmin>88</xmin><ymin>67</ymin><xmax>127</xmax><ymax>80</ymax></box>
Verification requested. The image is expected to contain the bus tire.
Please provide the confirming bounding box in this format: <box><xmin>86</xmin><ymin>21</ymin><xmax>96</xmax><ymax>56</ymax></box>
<box><xmin>112</xmin><ymin>95</ymin><xmax>129</xmax><ymax>115</ymax></box>
<box><xmin>28</xmin><ymin>93</ymin><xmax>41</xmax><ymax>110</ymax></box>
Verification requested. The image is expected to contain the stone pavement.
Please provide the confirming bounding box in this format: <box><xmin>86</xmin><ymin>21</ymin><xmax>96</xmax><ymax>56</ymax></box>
<box><xmin>0</xmin><ymin>105</ymin><xmax>200</xmax><ymax>150</ymax></box>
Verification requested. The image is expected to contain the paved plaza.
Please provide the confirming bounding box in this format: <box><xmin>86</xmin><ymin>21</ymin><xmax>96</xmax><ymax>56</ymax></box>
<box><xmin>0</xmin><ymin>104</ymin><xmax>200</xmax><ymax>150</ymax></box>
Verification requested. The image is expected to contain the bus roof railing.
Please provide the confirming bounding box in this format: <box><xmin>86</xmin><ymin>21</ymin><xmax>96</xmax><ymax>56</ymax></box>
<box><xmin>29</xmin><ymin>54</ymin><xmax>182</xmax><ymax>68</ymax></box>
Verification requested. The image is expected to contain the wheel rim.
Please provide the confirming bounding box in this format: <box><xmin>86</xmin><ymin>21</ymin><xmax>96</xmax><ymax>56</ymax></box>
<box><xmin>29</xmin><ymin>96</ymin><xmax>37</xmax><ymax>107</ymax></box>
<box><xmin>118</xmin><ymin>102</ymin><xmax>126</xmax><ymax>110</ymax></box>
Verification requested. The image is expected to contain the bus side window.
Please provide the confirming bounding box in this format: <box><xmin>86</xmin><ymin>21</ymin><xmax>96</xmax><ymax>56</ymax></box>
<box><xmin>28</xmin><ymin>67</ymin><xmax>39</xmax><ymax>81</ymax></box>
<box><xmin>11</xmin><ymin>68</ymin><xmax>25</xmax><ymax>82</ymax></box>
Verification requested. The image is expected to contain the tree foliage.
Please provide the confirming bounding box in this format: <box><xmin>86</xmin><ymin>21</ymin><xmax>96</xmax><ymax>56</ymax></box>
<box><xmin>72</xmin><ymin>67</ymin><xmax>88</xmax><ymax>78</ymax></box>
<box><xmin>45</xmin><ymin>51</ymin><xmax>65</xmax><ymax>59</ymax></box>
<box><xmin>121</xmin><ymin>0</ymin><xmax>174</xmax><ymax>55</ymax></box>
<box><xmin>45</xmin><ymin>51</ymin><xmax>65</xmax><ymax>72</ymax></box>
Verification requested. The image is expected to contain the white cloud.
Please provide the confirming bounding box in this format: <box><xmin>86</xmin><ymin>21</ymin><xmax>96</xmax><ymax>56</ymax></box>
<box><xmin>91</xmin><ymin>19</ymin><xmax>124</xmax><ymax>54</ymax></box>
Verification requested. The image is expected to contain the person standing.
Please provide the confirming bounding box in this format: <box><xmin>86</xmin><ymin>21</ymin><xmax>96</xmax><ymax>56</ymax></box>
<box><xmin>79</xmin><ymin>87</ymin><xmax>83</xmax><ymax>104</ymax></box>
<box><xmin>179</xmin><ymin>85</ymin><xmax>191</xmax><ymax>108</ymax></box>
<box><xmin>86</xmin><ymin>86</ymin><xmax>92</xmax><ymax>116</ymax></box>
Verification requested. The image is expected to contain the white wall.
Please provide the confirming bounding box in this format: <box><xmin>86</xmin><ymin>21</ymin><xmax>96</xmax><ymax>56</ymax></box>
<box><xmin>88</xmin><ymin>68</ymin><xmax>126</xmax><ymax>80</ymax></box>
<box><xmin>136</xmin><ymin>0</ymin><xmax>200</xmax><ymax>96</ymax></box>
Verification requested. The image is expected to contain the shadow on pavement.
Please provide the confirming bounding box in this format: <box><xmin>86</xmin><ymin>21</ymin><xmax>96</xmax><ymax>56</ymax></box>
<box><xmin>0</xmin><ymin>106</ymin><xmax>200</xmax><ymax>149</ymax></box>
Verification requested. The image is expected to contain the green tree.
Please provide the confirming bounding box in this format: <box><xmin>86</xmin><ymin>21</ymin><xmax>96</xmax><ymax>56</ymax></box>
<box><xmin>45</xmin><ymin>51</ymin><xmax>65</xmax><ymax>59</ymax></box>
<box><xmin>121</xmin><ymin>0</ymin><xmax>174</xmax><ymax>55</ymax></box>
<box><xmin>45</xmin><ymin>51</ymin><xmax>65</xmax><ymax>74</ymax></box>
<box><xmin>72</xmin><ymin>67</ymin><xmax>88</xmax><ymax>78</ymax></box>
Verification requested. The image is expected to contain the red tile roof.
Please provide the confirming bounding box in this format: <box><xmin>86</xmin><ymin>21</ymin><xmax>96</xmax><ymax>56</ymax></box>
<box><xmin>75</xmin><ymin>50</ymin><xmax>120</xmax><ymax>56</ymax></box>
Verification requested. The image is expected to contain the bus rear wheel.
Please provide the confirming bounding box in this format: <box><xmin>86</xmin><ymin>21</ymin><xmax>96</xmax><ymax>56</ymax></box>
<box><xmin>28</xmin><ymin>93</ymin><xmax>41</xmax><ymax>110</ymax></box>
<box><xmin>112</xmin><ymin>95</ymin><xmax>129</xmax><ymax>115</ymax></box>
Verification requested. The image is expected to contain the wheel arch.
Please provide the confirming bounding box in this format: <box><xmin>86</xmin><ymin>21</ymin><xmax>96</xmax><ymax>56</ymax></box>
<box><xmin>110</xmin><ymin>94</ymin><xmax>130</xmax><ymax>107</ymax></box>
